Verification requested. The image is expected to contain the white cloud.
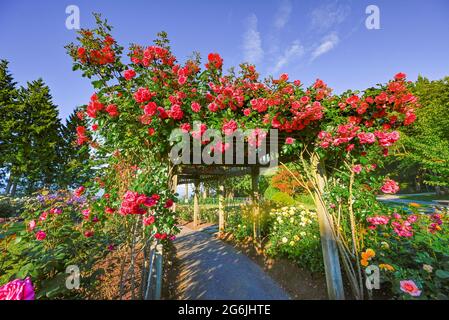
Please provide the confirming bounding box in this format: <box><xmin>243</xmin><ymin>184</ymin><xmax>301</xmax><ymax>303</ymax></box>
<box><xmin>271</xmin><ymin>40</ymin><xmax>304</xmax><ymax>73</ymax></box>
<box><xmin>274</xmin><ymin>0</ymin><xmax>292</xmax><ymax>30</ymax></box>
<box><xmin>311</xmin><ymin>33</ymin><xmax>339</xmax><ymax>61</ymax></box>
<box><xmin>243</xmin><ymin>14</ymin><xmax>264</xmax><ymax>64</ymax></box>
<box><xmin>310</xmin><ymin>3</ymin><xmax>350</xmax><ymax>32</ymax></box>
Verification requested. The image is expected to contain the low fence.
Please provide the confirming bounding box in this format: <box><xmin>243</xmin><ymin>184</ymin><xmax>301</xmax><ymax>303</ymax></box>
<box><xmin>142</xmin><ymin>242</ymin><xmax>163</xmax><ymax>300</ymax></box>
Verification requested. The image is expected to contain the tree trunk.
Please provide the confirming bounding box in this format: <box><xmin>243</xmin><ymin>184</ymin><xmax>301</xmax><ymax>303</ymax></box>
<box><xmin>11</xmin><ymin>182</ymin><xmax>17</xmax><ymax>197</ymax></box>
<box><xmin>5</xmin><ymin>175</ymin><xmax>13</xmax><ymax>195</ymax></box>
<box><xmin>311</xmin><ymin>154</ymin><xmax>345</xmax><ymax>300</ymax></box>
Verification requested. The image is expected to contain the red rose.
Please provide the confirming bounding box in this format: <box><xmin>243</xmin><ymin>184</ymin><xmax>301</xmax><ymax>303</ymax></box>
<box><xmin>205</xmin><ymin>53</ymin><xmax>223</xmax><ymax>69</ymax></box>
<box><xmin>123</xmin><ymin>69</ymin><xmax>136</xmax><ymax>80</ymax></box>
<box><xmin>106</xmin><ymin>104</ymin><xmax>119</xmax><ymax>117</ymax></box>
<box><xmin>164</xmin><ymin>199</ymin><xmax>174</xmax><ymax>208</ymax></box>
<box><xmin>191</xmin><ymin>102</ymin><xmax>201</xmax><ymax>113</ymax></box>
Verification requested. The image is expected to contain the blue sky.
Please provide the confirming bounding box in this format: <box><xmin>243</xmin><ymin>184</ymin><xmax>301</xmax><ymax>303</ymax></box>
<box><xmin>1</xmin><ymin>0</ymin><xmax>448</xmax><ymax>121</ymax></box>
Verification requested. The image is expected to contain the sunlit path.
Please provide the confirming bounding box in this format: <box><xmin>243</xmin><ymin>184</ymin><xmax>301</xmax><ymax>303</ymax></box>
<box><xmin>174</xmin><ymin>226</ymin><xmax>290</xmax><ymax>300</ymax></box>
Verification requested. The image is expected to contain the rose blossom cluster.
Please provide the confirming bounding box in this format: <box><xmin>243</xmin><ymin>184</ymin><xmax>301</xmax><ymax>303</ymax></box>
<box><xmin>429</xmin><ymin>213</ymin><xmax>443</xmax><ymax>233</ymax></box>
<box><xmin>77</xmin><ymin>35</ymin><xmax>115</xmax><ymax>65</ymax></box>
<box><xmin>366</xmin><ymin>215</ymin><xmax>390</xmax><ymax>229</ymax></box>
<box><xmin>391</xmin><ymin>213</ymin><xmax>418</xmax><ymax>238</ymax></box>
<box><xmin>381</xmin><ymin>179</ymin><xmax>400</xmax><ymax>194</ymax></box>
<box><xmin>119</xmin><ymin>191</ymin><xmax>160</xmax><ymax>215</ymax></box>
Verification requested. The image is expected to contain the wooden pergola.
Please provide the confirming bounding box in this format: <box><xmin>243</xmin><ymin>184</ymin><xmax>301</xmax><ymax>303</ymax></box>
<box><xmin>168</xmin><ymin>131</ymin><xmax>345</xmax><ymax>300</ymax></box>
<box><xmin>171</xmin><ymin>131</ymin><xmax>297</xmax><ymax>234</ymax></box>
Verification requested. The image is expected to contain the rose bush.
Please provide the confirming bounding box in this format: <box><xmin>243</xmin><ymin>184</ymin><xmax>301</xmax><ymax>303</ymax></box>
<box><xmin>267</xmin><ymin>205</ymin><xmax>323</xmax><ymax>273</ymax></box>
<box><xmin>362</xmin><ymin>205</ymin><xmax>449</xmax><ymax>300</ymax></box>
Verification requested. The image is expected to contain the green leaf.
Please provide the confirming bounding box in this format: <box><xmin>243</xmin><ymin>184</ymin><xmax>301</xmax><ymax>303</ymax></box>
<box><xmin>435</xmin><ymin>269</ymin><xmax>449</xmax><ymax>279</ymax></box>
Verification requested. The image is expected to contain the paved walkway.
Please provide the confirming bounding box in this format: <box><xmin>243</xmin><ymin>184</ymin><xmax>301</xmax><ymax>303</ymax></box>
<box><xmin>174</xmin><ymin>225</ymin><xmax>290</xmax><ymax>300</ymax></box>
<box><xmin>377</xmin><ymin>193</ymin><xmax>448</xmax><ymax>213</ymax></box>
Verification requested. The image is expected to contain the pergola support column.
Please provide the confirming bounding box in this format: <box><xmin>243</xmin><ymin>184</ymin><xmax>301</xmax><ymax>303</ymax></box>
<box><xmin>193</xmin><ymin>177</ymin><xmax>200</xmax><ymax>229</ymax></box>
<box><xmin>251</xmin><ymin>167</ymin><xmax>261</xmax><ymax>242</ymax></box>
<box><xmin>218</xmin><ymin>184</ymin><xmax>225</xmax><ymax>235</ymax></box>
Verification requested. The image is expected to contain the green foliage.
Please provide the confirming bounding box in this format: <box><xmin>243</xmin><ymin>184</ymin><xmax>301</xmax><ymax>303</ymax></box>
<box><xmin>0</xmin><ymin>190</ymin><xmax>115</xmax><ymax>299</ymax></box>
<box><xmin>225</xmin><ymin>202</ymin><xmax>274</xmax><ymax>240</ymax></box>
<box><xmin>271</xmin><ymin>192</ymin><xmax>295</xmax><ymax>206</ymax></box>
<box><xmin>0</xmin><ymin>195</ymin><xmax>29</xmax><ymax>218</ymax></box>
<box><xmin>398</xmin><ymin>76</ymin><xmax>449</xmax><ymax>188</ymax></box>
<box><xmin>294</xmin><ymin>194</ymin><xmax>315</xmax><ymax>209</ymax></box>
<box><xmin>58</xmin><ymin>107</ymin><xmax>93</xmax><ymax>188</ymax></box>
<box><xmin>364</xmin><ymin>207</ymin><xmax>449</xmax><ymax>300</ymax></box>
<box><xmin>263</xmin><ymin>186</ymin><xmax>278</xmax><ymax>201</ymax></box>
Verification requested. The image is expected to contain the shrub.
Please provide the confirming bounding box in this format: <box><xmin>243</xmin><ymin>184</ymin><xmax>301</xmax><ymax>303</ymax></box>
<box><xmin>0</xmin><ymin>190</ymin><xmax>114</xmax><ymax>299</ymax></box>
<box><xmin>0</xmin><ymin>196</ymin><xmax>29</xmax><ymax>218</ymax></box>
<box><xmin>271</xmin><ymin>192</ymin><xmax>295</xmax><ymax>206</ymax></box>
<box><xmin>224</xmin><ymin>201</ymin><xmax>274</xmax><ymax>240</ymax></box>
<box><xmin>363</xmin><ymin>206</ymin><xmax>449</xmax><ymax>299</ymax></box>
<box><xmin>263</xmin><ymin>186</ymin><xmax>278</xmax><ymax>201</ymax></box>
<box><xmin>266</xmin><ymin>205</ymin><xmax>323</xmax><ymax>273</ymax></box>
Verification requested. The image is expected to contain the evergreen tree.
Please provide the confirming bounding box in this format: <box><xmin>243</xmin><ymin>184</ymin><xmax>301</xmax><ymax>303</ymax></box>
<box><xmin>0</xmin><ymin>60</ymin><xmax>18</xmax><ymax>192</ymax></box>
<box><xmin>9</xmin><ymin>79</ymin><xmax>63</xmax><ymax>194</ymax></box>
<box><xmin>58</xmin><ymin>107</ymin><xmax>92</xmax><ymax>188</ymax></box>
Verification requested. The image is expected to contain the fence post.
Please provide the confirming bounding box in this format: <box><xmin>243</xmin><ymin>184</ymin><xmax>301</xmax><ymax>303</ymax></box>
<box><xmin>154</xmin><ymin>243</ymin><xmax>163</xmax><ymax>300</ymax></box>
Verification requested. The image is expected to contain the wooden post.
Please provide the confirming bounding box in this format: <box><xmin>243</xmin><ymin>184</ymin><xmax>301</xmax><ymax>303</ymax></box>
<box><xmin>251</xmin><ymin>167</ymin><xmax>261</xmax><ymax>241</ymax></box>
<box><xmin>171</xmin><ymin>174</ymin><xmax>178</xmax><ymax>212</ymax></box>
<box><xmin>218</xmin><ymin>184</ymin><xmax>225</xmax><ymax>235</ymax></box>
<box><xmin>184</xmin><ymin>183</ymin><xmax>189</xmax><ymax>203</ymax></box>
<box><xmin>312</xmin><ymin>154</ymin><xmax>345</xmax><ymax>300</ymax></box>
<box><xmin>193</xmin><ymin>178</ymin><xmax>200</xmax><ymax>228</ymax></box>
<box><xmin>154</xmin><ymin>243</ymin><xmax>163</xmax><ymax>300</ymax></box>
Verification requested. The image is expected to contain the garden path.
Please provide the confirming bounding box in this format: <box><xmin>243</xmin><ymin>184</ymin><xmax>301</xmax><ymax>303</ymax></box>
<box><xmin>173</xmin><ymin>225</ymin><xmax>291</xmax><ymax>300</ymax></box>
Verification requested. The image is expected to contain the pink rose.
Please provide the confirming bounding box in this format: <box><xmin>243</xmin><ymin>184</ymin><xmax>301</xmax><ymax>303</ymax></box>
<box><xmin>381</xmin><ymin>179</ymin><xmax>400</xmax><ymax>194</ymax></box>
<box><xmin>28</xmin><ymin>220</ymin><xmax>36</xmax><ymax>231</ymax></box>
<box><xmin>285</xmin><ymin>137</ymin><xmax>295</xmax><ymax>145</ymax></box>
<box><xmin>222</xmin><ymin>119</ymin><xmax>238</xmax><ymax>136</ymax></box>
<box><xmin>143</xmin><ymin>215</ymin><xmax>155</xmax><ymax>226</ymax></box>
<box><xmin>35</xmin><ymin>230</ymin><xmax>46</xmax><ymax>241</ymax></box>
<box><xmin>0</xmin><ymin>277</ymin><xmax>35</xmax><ymax>300</ymax></box>
<box><xmin>352</xmin><ymin>164</ymin><xmax>363</xmax><ymax>174</ymax></box>
<box><xmin>191</xmin><ymin>102</ymin><xmax>201</xmax><ymax>113</ymax></box>
<box><xmin>400</xmin><ymin>280</ymin><xmax>421</xmax><ymax>297</ymax></box>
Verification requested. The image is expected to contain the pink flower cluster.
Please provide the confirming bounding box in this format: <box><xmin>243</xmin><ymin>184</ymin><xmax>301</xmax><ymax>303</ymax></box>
<box><xmin>391</xmin><ymin>213</ymin><xmax>417</xmax><ymax>237</ymax></box>
<box><xmin>429</xmin><ymin>213</ymin><xmax>443</xmax><ymax>233</ymax></box>
<box><xmin>222</xmin><ymin>119</ymin><xmax>238</xmax><ymax>136</ymax></box>
<box><xmin>375</xmin><ymin>130</ymin><xmax>400</xmax><ymax>147</ymax></box>
<box><xmin>133</xmin><ymin>87</ymin><xmax>155</xmax><ymax>104</ymax></box>
<box><xmin>119</xmin><ymin>191</ymin><xmax>160</xmax><ymax>215</ymax></box>
<box><xmin>381</xmin><ymin>179</ymin><xmax>400</xmax><ymax>194</ymax></box>
<box><xmin>0</xmin><ymin>277</ymin><xmax>35</xmax><ymax>300</ymax></box>
<box><xmin>248</xmin><ymin>128</ymin><xmax>267</xmax><ymax>148</ymax></box>
<box><xmin>367</xmin><ymin>215</ymin><xmax>390</xmax><ymax>229</ymax></box>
